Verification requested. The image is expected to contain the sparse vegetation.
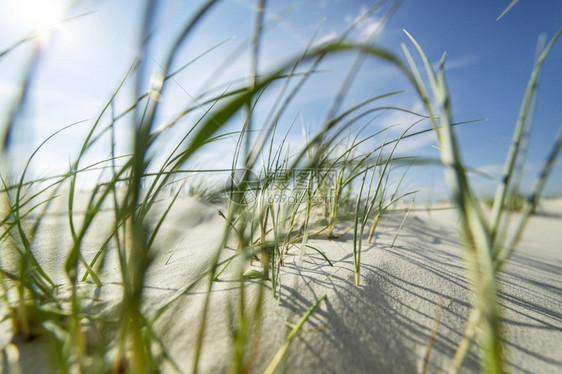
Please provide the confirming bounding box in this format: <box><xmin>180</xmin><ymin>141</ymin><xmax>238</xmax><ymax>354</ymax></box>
<box><xmin>0</xmin><ymin>1</ymin><xmax>560</xmax><ymax>373</ymax></box>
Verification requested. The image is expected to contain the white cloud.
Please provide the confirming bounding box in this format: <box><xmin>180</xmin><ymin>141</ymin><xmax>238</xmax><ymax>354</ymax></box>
<box><xmin>443</xmin><ymin>54</ymin><xmax>480</xmax><ymax>71</ymax></box>
<box><xmin>367</xmin><ymin>101</ymin><xmax>438</xmax><ymax>154</ymax></box>
<box><xmin>475</xmin><ymin>164</ymin><xmax>503</xmax><ymax>177</ymax></box>
<box><xmin>394</xmin><ymin>132</ymin><xmax>436</xmax><ymax>154</ymax></box>
<box><xmin>359</xmin><ymin>17</ymin><xmax>384</xmax><ymax>38</ymax></box>
<box><xmin>313</xmin><ymin>32</ymin><xmax>338</xmax><ymax>47</ymax></box>
<box><xmin>344</xmin><ymin>5</ymin><xmax>385</xmax><ymax>40</ymax></box>
<box><xmin>379</xmin><ymin>101</ymin><xmax>427</xmax><ymax>131</ymax></box>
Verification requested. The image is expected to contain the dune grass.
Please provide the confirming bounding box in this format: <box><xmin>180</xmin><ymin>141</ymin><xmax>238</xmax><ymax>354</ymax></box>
<box><xmin>0</xmin><ymin>1</ymin><xmax>560</xmax><ymax>373</ymax></box>
<box><xmin>401</xmin><ymin>26</ymin><xmax>562</xmax><ymax>374</ymax></box>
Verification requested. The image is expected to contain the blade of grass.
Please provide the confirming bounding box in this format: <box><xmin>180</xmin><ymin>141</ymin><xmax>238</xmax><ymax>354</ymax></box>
<box><xmin>263</xmin><ymin>294</ymin><xmax>326</xmax><ymax>374</ymax></box>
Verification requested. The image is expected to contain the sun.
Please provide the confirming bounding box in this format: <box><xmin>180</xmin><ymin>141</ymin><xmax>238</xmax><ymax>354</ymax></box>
<box><xmin>11</xmin><ymin>0</ymin><xmax>66</xmax><ymax>35</ymax></box>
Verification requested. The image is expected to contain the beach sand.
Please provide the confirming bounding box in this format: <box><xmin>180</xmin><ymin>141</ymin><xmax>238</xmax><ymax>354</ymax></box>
<box><xmin>3</xmin><ymin>194</ymin><xmax>561</xmax><ymax>373</ymax></box>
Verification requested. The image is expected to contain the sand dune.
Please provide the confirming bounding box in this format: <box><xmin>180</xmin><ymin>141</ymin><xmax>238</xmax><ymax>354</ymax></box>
<box><xmin>3</xmin><ymin>194</ymin><xmax>561</xmax><ymax>373</ymax></box>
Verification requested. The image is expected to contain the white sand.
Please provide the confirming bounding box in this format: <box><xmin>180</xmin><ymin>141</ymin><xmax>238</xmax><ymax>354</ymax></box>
<box><xmin>3</xmin><ymin>194</ymin><xmax>561</xmax><ymax>373</ymax></box>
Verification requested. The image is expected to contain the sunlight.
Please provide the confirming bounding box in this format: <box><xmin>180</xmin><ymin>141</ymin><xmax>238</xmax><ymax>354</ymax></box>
<box><xmin>11</xmin><ymin>0</ymin><xmax>66</xmax><ymax>36</ymax></box>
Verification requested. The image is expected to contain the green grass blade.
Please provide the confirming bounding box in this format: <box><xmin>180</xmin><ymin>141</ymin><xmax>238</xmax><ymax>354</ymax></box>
<box><xmin>264</xmin><ymin>294</ymin><xmax>327</xmax><ymax>374</ymax></box>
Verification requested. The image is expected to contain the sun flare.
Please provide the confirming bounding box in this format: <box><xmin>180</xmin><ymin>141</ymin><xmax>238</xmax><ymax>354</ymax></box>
<box><xmin>11</xmin><ymin>0</ymin><xmax>65</xmax><ymax>35</ymax></box>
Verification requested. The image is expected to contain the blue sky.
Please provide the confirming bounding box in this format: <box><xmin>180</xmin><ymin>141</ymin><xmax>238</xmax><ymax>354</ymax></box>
<box><xmin>0</xmin><ymin>0</ymin><xmax>560</xmax><ymax>198</ymax></box>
